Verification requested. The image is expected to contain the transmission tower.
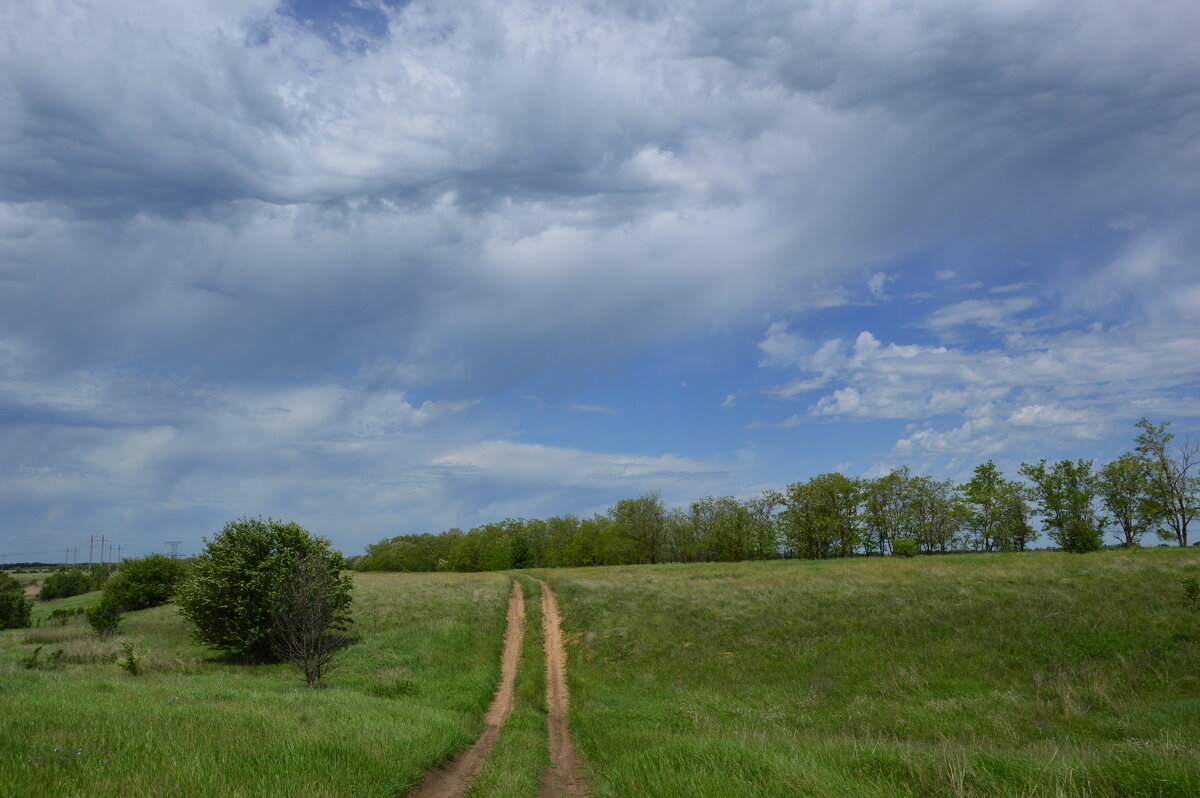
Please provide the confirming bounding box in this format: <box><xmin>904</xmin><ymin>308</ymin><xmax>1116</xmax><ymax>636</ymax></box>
<box><xmin>164</xmin><ymin>541</ymin><xmax>182</xmax><ymax>559</ymax></box>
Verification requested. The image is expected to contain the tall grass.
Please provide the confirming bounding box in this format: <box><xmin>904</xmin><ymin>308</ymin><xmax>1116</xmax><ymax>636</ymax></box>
<box><xmin>0</xmin><ymin>571</ymin><xmax>511</xmax><ymax>797</ymax></box>
<box><xmin>543</xmin><ymin>548</ymin><xmax>1200</xmax><ymax>797</ymax></box>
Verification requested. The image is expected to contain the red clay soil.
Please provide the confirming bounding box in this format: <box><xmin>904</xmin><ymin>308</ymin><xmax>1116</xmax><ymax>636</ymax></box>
<box><xmin>538</xmin><ymin>580</ymin><xmax>591</xmax><ymax>798</ymax></box>
<box><xmin>407</xmin><ymin>579</ymin><xmax>526</xmax><ymax>798</ymax></box>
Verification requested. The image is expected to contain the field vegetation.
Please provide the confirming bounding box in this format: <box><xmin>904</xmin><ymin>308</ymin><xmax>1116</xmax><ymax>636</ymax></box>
<box><xmin>542</xmin><ymin>548</ymin><xmax>1200</xmax><ymax>797</ymax></box>
<box><xmin>0</xmin><ymin>571</ymin><xmax>512</xmax><ymax>797</ymax></box>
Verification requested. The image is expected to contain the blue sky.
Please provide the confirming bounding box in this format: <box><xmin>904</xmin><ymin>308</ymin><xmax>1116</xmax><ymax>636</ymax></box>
<box><xmin>1</xmin><ymin>0</ymin><xmax>1197</xmax><ymax>559</ymax></box>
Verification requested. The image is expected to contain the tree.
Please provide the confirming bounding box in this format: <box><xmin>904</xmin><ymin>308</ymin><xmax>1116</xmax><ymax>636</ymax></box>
<box><xmin>1135</xmin><ymin>418</ymin><xmax>1199</xmax><ymax>547</ymax></box>
<box><xmin>104</xmin><ymin>554</ymin><xmax>188</xmax><ymax>610</ymax></box>
<box><xmin>862</xmin><ymin>467</ymin><xmax>913</xmax><ymax>556</ymax></box>
<box><xmin>0</xmin><ymin>572</ymin><xmax>32</xmax><ymax>629</ymax></box>
<box><xmin>86</xmin><ymin>593</ymin><xmax>122</xmax><ymax>636</ymax></box>
<box><xmin>781</xmin><ymin>473</ymin><xmax>861</xmax><ymax>559</ymax></box>
<box><xmin>907</xmin><ymin>475</ymin><xmax>966</xmax><ymax>553</ymax></box>
<box><xmin>1098</xmin><ymin>452</ymin><xmax>1162</xmax><ymax>547</ymax></box>
<box><xmin>271</xmin><ymin>553</ymin><xmax>353</xmax><ymax>687</ymax></box>
<box><xmin>38</xmin><ymin>569</ymin><xmax>92</xmax><ymax>601</ymax></box>
<box><xmin>177</xmin><ymin>517</ymin><xmax>352</xmax><ymax>661</ymax></box>
<box><xmin>1020</xmin><ymin>459</ymin><xmax>1105</xmax><ymax>553</ymax></box>
<box><xmin>961</xmin><ymin>462</ymin><xmax>1035</xmax><ymax>551</ymax></box>
<box><xmin>611</xmin><ymin>492</ymin><xmax>668</xmax><ymax>564</ymax></box>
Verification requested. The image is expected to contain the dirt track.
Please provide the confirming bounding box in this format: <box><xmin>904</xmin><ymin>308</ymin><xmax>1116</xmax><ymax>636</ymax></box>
<box><xmin>407</xmin><ymin>579</ymin><xmax>526</xmax><ymax>798</ymax></box>
<box><xmin>538</xmin><ymin>580</ymin><xmax>591</xmax><ymax>798</ymax></box>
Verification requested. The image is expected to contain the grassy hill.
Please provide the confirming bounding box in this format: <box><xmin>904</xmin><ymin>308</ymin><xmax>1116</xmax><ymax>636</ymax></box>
<box><xmin>543</xmin><ymin>548</ymin><xmax>1200</xmax><ymax>797</ymax></box>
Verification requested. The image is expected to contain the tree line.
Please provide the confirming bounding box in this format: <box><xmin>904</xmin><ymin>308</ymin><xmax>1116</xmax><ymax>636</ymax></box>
<box><xmin>352</xmin><ymin>418</ymin><xmax>1198</xmax><ymax>572</ymax></box>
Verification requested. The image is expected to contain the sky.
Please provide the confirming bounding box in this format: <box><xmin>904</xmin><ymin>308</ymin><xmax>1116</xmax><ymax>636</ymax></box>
<box><xmin>1</xmin><ymin>0</ymin><xmax>1198</xmax><ymax>560</ymax></box>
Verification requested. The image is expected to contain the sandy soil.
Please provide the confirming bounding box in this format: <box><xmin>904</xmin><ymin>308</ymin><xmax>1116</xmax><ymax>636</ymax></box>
<box><xmin>407</xmin><ymin>579</ymin><xmax>526</xmax><ymax>798</ymax></box>
<box><xmin>538</xmin><ymin>580</ymin><xmax>591</xmax><ymax>798</ymax></box>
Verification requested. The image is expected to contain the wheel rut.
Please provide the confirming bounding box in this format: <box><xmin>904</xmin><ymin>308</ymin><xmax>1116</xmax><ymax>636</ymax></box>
<box><xmin>537</xmin><ymin>579</ymin><xmax>591</xmax><ymax>798</ymax></box>
<box><xmin>407</xmin><ymin>579</ymin><xmax>526</xmax><ymax>798</ymax></box>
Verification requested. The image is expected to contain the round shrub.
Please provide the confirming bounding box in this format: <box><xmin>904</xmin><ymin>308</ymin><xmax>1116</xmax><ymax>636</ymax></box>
<box><xmin>104</xmin><ymin>554</ymin><xmax>188</xmax><ymax>610</ymax></box>
<box><xmin>176</xmin><ymin>517</ymin><xmax>349</xmax><ymax>661</ymax></box>
<box><xmin>892</xmin><ymin>537</ymin><xmax>919</xmax><ymax>557</ymax></box>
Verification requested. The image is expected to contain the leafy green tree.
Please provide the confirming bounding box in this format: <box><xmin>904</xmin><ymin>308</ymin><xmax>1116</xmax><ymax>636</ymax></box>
<box><xmin>961</xmin><ymin>462</ymin><xmax>1035</xmax><ymax>551</ymax></box>
<box><xmin>1134</xmin><ymin>418</ymin><xmax>1199</xmax><ymax>547</ymax></box>
<box><xmin>104</xmin><ymin>554</ymin><xmax>188</xmax><ymax>610</ymax></box>
<box><xmin>1020</xmin><ymin>459</ymin><xmax>1105</xmax><ymax>553</ymax></box>
<box><xmin>0</xmin><ymin>572</ymin><xmax>33</xmax><ymax>629</ymax></box>
<box><xmin>177</xmin><ymin>518</ymin><xmax>351</xmax><ymax>661</ymax></box>
<box><xmin>781</xmin><ymin>473</ymin><xmax>861</xmax><ymax>559</ymax></box>
<box><xmin>862</xmin><ymin>467</ymin><xmax>913</xmax><ymax>556</ymax></box>
<box><xmin>1098</xmin><ymin>452</ymin><xmax>1162</xmax><ymax>547</ymax></box>
<box><xmin>908</xmin><ymin>475</ymin><xmax>966</xmax><ymax>553</ymax></box>
<box><xmin>611</xmin><ymin>492</ymin><xmax>668</xmax><ymax>564</ymax></box>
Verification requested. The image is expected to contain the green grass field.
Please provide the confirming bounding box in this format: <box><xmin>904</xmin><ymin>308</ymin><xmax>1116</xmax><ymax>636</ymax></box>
<box><xmin>542</xmin><ymin>548</ymin><xmax>1200</xmax><ymax>797</ymax></box>
<box><xmin>0</xmin><ymin>572</ymin><xmax>512</xmax><ymax>797</ymax></box>
<box><xmin>4</xmin><ymin>550</ymin><xmax>1198</xmax><ymax>797</ymax></box>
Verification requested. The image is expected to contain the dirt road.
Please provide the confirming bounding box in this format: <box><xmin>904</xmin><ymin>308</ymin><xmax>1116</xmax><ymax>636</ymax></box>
<box><xmin>538</xmin><ymin>580</ymin><xmax>591</xmax><ymax>798</ymax></box>
<box><xmin>408</xmin><ymin>579</ymin><xmax>526</xmax><ymax>798</ymax></box>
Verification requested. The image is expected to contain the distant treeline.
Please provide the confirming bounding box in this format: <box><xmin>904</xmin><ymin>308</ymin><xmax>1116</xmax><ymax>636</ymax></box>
<box><xmin>352</xmin><ymin>418</ymin><xmax>1198</xmax><ymax>572</ymax></box>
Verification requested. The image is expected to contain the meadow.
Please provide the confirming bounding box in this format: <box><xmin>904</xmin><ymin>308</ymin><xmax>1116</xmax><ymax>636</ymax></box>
<box><xmin>543</xmin><ymin>548</ymin><xmax>1200</xmax><ymax>797</ymax></box>
<box><xmin>2</xmin><ymin>549</ymin><xmax>1198</xmax><ymax>797</ymax></box>
<box><xmin>0</xmin><ymin>572</ymin><xmax>512</xmax><ymax>797</ymax></box>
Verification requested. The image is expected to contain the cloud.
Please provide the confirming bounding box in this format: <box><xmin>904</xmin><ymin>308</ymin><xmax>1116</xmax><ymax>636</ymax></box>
<box><xmin>921</xmin><ymin>296</ymin><xmax>1040</xmax><ymax>333</ymax></box>
<box><xmin>867</xmin><ymin>271</ymin><xmax>894</xmax><ymax>301</ymax></box>
<box><xmin>719</xmin><ymin>394</ymin><xmax>738</xmax><ymax>409</ymax></box>
<box><xmin>1</xmin><ymin>0</ymin><xmax>1198</xmax><ymax>552</ymax></box>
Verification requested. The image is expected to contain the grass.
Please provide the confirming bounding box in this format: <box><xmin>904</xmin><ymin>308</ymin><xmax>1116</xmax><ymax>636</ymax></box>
<box><xmin>541</xmin><ymin>548</ymin><xmax>1200</xmax><ymax>797</ymax></box>
<box><xmin>0</xmin><ymin>571</ymin><xmax>512</xmax><ymax>797</ymax></box>
<box><xmin>467</xmin><ymin>575</ymin><xmax>551</xmax><ymax>798</ymax></box>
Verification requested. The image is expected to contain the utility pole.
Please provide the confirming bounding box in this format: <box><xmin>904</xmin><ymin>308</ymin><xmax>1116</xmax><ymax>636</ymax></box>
<box><xmin>116</xmin><ymin>545</ymin><xmax>122</xmax><ymax>568</ymax></box>
<box><xmin>164</xmin><ymin>541</ymin><xmax>181</xmax><ymax>559</ymax></box>
<box><xmin>64</xmin><ymin>548</ymin><xmax>69</xmax><ymax>568</ymax></box>
<box><xmin>99</xmin><ymin>535</ymin><xmax>106</xmax><ymax>566</ymax></box>
<box><xmin>88</xmin><ymin>536</ymin><xmax>94</xmax><ymax>573</ymax></box>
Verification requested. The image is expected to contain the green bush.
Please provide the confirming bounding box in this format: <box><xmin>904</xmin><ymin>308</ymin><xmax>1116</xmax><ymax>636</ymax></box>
<box><xmin>176</xmin><ymin>517</ymin><xmax>351</xmax><ymax>661</ymax></box>
<box><xmin>86</xmin><ymin>594</ymin><xmax>123</xmax><ymax>636</ymax></box>
<box><xmin>0</xmin><ymin>572</ymin><xmax>32</xmax><ymax>629</ymax></box>
<box><xmin>892</xmin><ymin>537</ymin><xmax>919</xmax><ymax>557</ymax></box>
<box><xmin>104</xmin><ymin>554</ymin><xmax>188</xmax><ymax>610</ymax></box>
<box><xmin>1183</xmin><ymin>576</ymin><xmax>1200</xmax><ymax>609</ymax></box>
<box><xmin>37</xmin><ymin>569</ymin><xmax>92</xmax><ymax>601</ymax></box>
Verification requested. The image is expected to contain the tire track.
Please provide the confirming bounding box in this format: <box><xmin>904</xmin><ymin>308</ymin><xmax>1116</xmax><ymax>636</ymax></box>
<box><xmin>408</xmin><ymin>579</ymin><xmax>526</xmax><ymax>798</ymax></box>
<box><xmin>538</xmin><ymin>579</ymin><xmax>591</xmax><ymax>798</ymax></box>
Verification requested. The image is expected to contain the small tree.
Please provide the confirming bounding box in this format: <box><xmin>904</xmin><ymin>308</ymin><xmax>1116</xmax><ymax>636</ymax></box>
<box><xmin>177</xmin><ymin>517</ymin><xmax>351</xmax><ymax>661</ymax></box>
<box><xmin>86</xmin><ymin>594</ymin><xmax>123</xmax><ymax>636</ymax></box>
<box><xmin>271</xmin><ymin>553</ymin><xmax>353</xmax><ymax>687</ymax></box>
<box><xmin>1135</xmin><ymin>418</ymin><xmax>1199</xmax><ymax>547</ymax></box>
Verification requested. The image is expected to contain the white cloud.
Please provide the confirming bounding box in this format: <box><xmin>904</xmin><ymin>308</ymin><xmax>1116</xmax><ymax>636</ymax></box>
<box><xmin>719</xmin><ymin>394</ymin><xmax>738</xmax><ymax>408</ymax></box>
<box><xmin>921</xmin><ymin>296</ymin><xmax>1039</xmax><ymax>332</ymax></box>
<box><xmin>867</xmin><ymin>271</ymin><xmax>894</xmax><ymax>301</ymax></box>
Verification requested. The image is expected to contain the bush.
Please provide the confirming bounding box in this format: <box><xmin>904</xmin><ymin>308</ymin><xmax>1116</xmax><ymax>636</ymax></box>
<box><xmin>86</xmin><ymin>594</ymin><xmax>123</xmax><ymax>636</ymax></box>
<box><xmin>104</xmin><ymin>554</ymin><xmax>188</xmax><ymax>610</ymax></box>
<box><xmin>892</xmin><ymin>538</ymin><xmax>919</xmax><ymax>557</ymax></box>
<box><xmin>1183</xmin><ymin>577</ymin><xmax>1200</xmax><ymax>610</ymax></box>
<box><xmin>177</xmin><ymin>517</ymin><xmax>352</xmax><ymax>662</ymax></box>
<box><xmin>0</xmin><ymin>572</ymin><xmax>32</xmax><ymax>629</ymax></box>
<box><xmin>38</xmin><ymin>569</ymin><xmax>92</xmax><ymax>601</ymax></box>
